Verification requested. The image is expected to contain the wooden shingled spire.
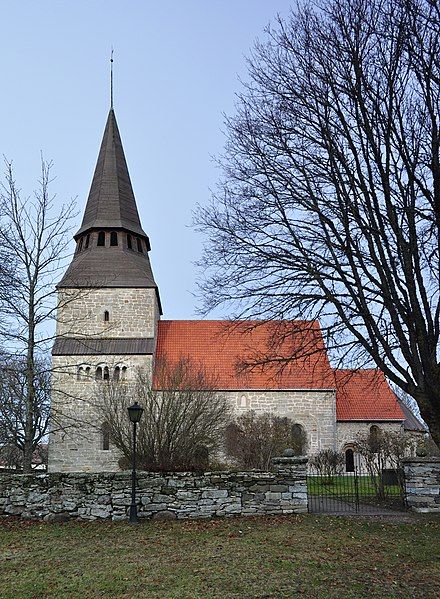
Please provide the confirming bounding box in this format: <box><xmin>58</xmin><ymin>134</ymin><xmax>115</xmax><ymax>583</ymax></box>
<box><xmin>57</xmin><ymin>104</ymin><xmax>159</xmax><ymax>301</ymax></box>
<box><xmin>75</xmin><ymin>108</ymin><xmax>148</xmax><ymax>240</ymax></box>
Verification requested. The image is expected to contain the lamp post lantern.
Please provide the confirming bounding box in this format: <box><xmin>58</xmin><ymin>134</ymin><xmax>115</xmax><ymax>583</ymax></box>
<box><xmin>127</xmin><ymin>401</ymin><xmax>144</xmax><ymax>524</ymax></box>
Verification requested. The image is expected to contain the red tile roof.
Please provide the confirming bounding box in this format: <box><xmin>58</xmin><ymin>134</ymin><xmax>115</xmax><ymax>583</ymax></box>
<box><xmin>155</xmin><ymin>320</ymin><xmax>334</xmax><ymax>389</ymax></box>
<box><xmin>335</xmin><ymin>369</ymin><xmax>405</xmax><ymax>421</ymax></box>
<box><xmin>155</xmin><ymin>320</ymin><xmax>405</xmax><ymax>422</ymax></box>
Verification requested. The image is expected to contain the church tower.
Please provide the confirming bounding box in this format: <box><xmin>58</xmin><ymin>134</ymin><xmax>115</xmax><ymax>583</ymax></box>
<box><xmin>48</xmin><ymin>107</ymin><xmax>161</xmax><ymax>472</ymax></box>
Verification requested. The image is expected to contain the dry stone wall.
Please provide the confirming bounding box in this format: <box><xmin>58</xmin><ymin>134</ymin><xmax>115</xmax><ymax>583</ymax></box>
<box><xmin>403</xmin><ymin>457</ymin><xmax>440</xmax><ymax>513</ymax></box>
<box><xmin>0</xmin><ymin>457</ymin><xmax>307</xmax><ymax>521</ymax></box>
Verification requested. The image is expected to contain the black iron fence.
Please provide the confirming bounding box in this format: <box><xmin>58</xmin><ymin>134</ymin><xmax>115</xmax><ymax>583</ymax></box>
<box><xmin>307</xmin><ymin>455</ymin><xmax>407</xmax><ymax>514</ymax></box>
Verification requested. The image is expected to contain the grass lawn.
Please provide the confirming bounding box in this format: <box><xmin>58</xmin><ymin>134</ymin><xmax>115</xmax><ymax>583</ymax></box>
<box><xmin>308</xmin><ymin>475</ymin><xmax>401</xmax><ymax>497</ymax></box>
<box><xmin>0</xmin><ymin>514</ymin><xmax>439</xmax><ymax>598</ymax></box>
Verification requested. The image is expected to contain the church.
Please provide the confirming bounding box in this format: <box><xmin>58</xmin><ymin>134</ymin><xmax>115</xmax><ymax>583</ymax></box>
<box><xmin>48</xmin><ymin>106</ymin><xmax>416</xmax><ymax>473</ymax></box>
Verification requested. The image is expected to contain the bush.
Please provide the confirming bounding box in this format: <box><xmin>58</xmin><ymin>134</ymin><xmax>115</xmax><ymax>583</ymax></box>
<box><xmin>100</xmin><ymin>358</ymin><xmax>231</xmax><ymax>472</ymax></box>
<box><xmin>416</xmin><ymin>436</ymin><xmax>440</xmax><ymax>457</ymax></box>
<box><xmin>225</xmin><ymin>411</ymin><xmax>306</xmax><ymax>470</ymax></box>
<box><xmin>310</xmin><ymin>450</ymin><xmax>344</xmax><ymax>480</ymax></box>
<box><xmin>356</xmin><ymin>429</ymin><xmax>412</xmax><ymax>499</ymax></box>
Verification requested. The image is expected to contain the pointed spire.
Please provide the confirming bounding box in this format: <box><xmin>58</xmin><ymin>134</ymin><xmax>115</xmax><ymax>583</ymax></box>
<box><xmin>58</xmin><ymin>105</ymin><xmax>160</xmax><ymax>304</ymax></box>
<box><xmin>110</xmin><ymin>47</ymin><xmax>114</xmax><ymax>109</ymax></box>
<box><xmin>75</xmin><ymin>108</ymin><xmax>148</xmax><ymax>240</ymax></box>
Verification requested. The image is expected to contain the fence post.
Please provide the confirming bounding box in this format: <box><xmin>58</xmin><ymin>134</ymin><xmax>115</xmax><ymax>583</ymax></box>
<box><xmin>271</xmin><ymin>454</ymin><xmax>308</xmax><ymax>514</ymax></box>
<box><xmin>403</xmin><ymin>457</ymin><xmax>440</xmax><ymax>513</ymax></box>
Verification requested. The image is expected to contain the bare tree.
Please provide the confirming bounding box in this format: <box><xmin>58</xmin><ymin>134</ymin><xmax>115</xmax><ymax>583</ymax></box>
<box><xmin>0</xmin><ymin>355</ymin><xmax>50</xmax><ymax>469</ymax></box>
<box><xmin>99</xmin><ymin>358</ymin><xmax>231</xmax><ymax>472</ymax></box>
<box><xmin>0</xmin><ymin>159</ymin><xmax>76</xmax><ymax>472</ymax></box>
<box><xmin>356</xmin><ymin>428</ymin><xmax>413</xmax><ymax>498</ymax></box>
<box><xmin>225</xmin><ymin>411</ymin><xmax>304</xmax><ymax>470</ymax></box>
<box><xmin>195</xmin><ymin>0</ymin><xmax>440</xmax><ymax>445</ymax></box>
<box><xmin>310</xmin><ymin>449</ymin><xmax>345</xmax><ymax>481</ymax></box>
<box><xmin>0</xmin><ymin>443</ymin><xmax>23</xmax><ymax>470</ymax></box>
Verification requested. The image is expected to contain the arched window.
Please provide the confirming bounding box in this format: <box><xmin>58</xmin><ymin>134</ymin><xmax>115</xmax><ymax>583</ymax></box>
<box><xmin>103</xmin><ymin>366</ymin><xmax>110</xmax><ymax>381</ymax></box>
<box><xmin>104</xmin><ymin>310</ymin><xmax>109</xmax><ymax>322</ymax></box>
<box><xmin>291</xmin><ymin>423</ymin><xmax>306</xmax><ymax>456</ymax></box>
<box><xmin>95</xmin><ymin>366</ymin><xmax>103</xmax><ymax>381</ymax></box>
<box><xmin>127</xmin><ymin>234</ymin><xmax>133</xmax><ymax>250</ymax></box>
<box><xmin>121</xmin><ymin>366</ymin><xmax>127</xmax><ymax>380</ymax></box>
<box><xmin>85</xmin><ymin>366</ymin><xmax>91</xmax><ymax>379</ymax></box>
<box><xmin>77</xmin><ymin>367</ymin><xmax>84</xmax><ymax>381</ymax></box>
<box><xmin>369</xmin><ymin>425</ymin><xmax>381</xmax><ymax>453</ymax></box>
<box><xmin>345</xmin><ymin>448</ymin><xmax>355</xmax><ymax>472</ymax></box>
<box><xmin>102</xmin><ymin>422</ymin><xmax>110</xmax><ymax>451</ymax></box>
<box><xmin>97</xmin><ymin>231</ymin><xmax>105</xmax><ymax>246</ymax></box>
<box><xmin>113</xmin><ymin>366</ymin><xmax>120</xmax><ymax>381</ymax></box>
<box><xmin>110</xmin><ymin>231</ymin><xmax>118</xmax><ymax>246</ymax></box>
<box><xmin>85</xmin><ymin>234</ymin><xmax>90</xmax><ymax>249</ymax></box>
<box><xmin>239</xmin><ymin>395</ymin><xmax>248</xmax><ymax>408</ymax></box>
<box><xmin>78</xmin><ymin>238</ymin><xmax>83</xmax><ymax>252</ymax></box>
<box><xmin>137</xmin><ymin>238</ymin><xmax>143</xmax><ymax>253</ymax></box>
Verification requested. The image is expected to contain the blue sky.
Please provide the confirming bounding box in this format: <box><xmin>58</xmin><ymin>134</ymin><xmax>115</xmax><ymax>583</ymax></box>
<box><xmin>1</xmin><ymin>0</ymin><xmax>293</xmax><ymax>318</ymax></box>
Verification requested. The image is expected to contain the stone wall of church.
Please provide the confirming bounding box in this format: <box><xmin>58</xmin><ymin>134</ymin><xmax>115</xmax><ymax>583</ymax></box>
<box><xmin>336</xmin><ymin>421</ymin><xmax>403</xmax><ymax>450</ymax></box>
<box><xmin>49</xmin><ymin>384</ymin><xmax>336</xmax><ymax>473</ymax></box>
<box><xmin>48</xmin><ymin>354</ymin><xmax>153</xmax><ymax>473</ymax></box>
<box><xmin>56</xmin><ymin>287</ymin><xmax>160</xmax><ymax>339</ymax></box>
<box><xmin>228</xmin><ymin>390</ymin><xmax>336</xmax><ymax>454</ymax></box>
<box><xmin>0</xmin><ymin>457</ymin><xmax>308</xmax><ymax>521</ymax></box>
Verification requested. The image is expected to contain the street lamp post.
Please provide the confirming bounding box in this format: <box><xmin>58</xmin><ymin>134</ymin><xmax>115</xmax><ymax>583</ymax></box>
<box><xmin>127</xmin><ymin>401</ymin><xmax>144</xmax><ymax>524</ymax></box>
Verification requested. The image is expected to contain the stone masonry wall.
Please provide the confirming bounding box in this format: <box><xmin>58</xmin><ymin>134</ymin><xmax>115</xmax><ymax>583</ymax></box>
<box><xmin>0</xmin><ymin>457</ymin><xmax>307</xmax><ymax>521</ymax></box>
<box><xmin>56</xmin><ymin>287</ymin><xmax>160</xmax><ymax>339</ymax></box>
<box><xmin>49</xmin><ymin>354</ymin><xmax>153</xmax><ymax>473</ymax></box>
<box><xmin>49</xmin><ymin>376</ymin><xmax>335</xmax><ymax>472</ymax></box>
<box><xmin>336</xmin><ymin>421</ymin><xmax>403</xmax><ymax>451</ymax></box>
<box><xmin>229</xmin><ymin>390</ymin><xmax>336</xmax><ymax>454</ymax></box>
<box><xmin>403</xmin><ymin>457</ymin><xmax>440</xmax><ymax>513</ymax></box>
<box><xmin>50</xmin><ymin>282</ymin><xmax>160</xmax><ymax>473</ymax></box>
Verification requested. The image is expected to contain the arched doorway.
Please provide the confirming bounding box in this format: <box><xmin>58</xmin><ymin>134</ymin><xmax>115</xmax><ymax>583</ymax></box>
<box><xmin>345</xmin><ymin>447</ymin><xmax>355</xmax><ymax>472</ymax></box>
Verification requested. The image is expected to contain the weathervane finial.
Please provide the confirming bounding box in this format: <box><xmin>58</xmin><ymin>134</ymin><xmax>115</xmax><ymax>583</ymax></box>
<box><xmin>110</xmin><ymin>47</ymin><xmax>114</xmax><ymax>109</ymax></box>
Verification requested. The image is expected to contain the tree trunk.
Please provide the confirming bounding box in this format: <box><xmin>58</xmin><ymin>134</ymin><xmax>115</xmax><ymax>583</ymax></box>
<box><xmin>414</xmin><ymin>388</ymin><xmax>440</xmax><ymax>450</ymax></box>
<box><xmin>23</xmin><ymin>288</ymin><xmax>35</xmax><ymax>474</ymax></box>
<box><xmin>422</xmin><ymin>409</ymin><xmax>440</xmax><ymax>450</ymax></box>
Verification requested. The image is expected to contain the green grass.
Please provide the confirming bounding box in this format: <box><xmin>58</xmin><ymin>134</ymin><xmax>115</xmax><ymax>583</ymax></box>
<box><xmin>308</xmin><ymin>475</ymin><xmax>401</xmax><ymax>497</ymax></box>
<box><xmin>0</xmin><ymin>514</ymin><xmax>439</xmax><ymax>598</ymax></box>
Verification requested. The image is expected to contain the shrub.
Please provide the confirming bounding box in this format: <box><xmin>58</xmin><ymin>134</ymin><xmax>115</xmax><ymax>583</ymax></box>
<box><xmin>100</xmin><ymin>357</ymin><xmax>231</xmax><ymax>472</ymax></box>
<box><xmin>416</xmin><ymin>436</ymin><xmax>440</xmax><ymax>457</ymax></box>
<box><xmin>356</xmin><ymin>429</ymin><xmax>412</xmax><ymax>499</ymax></box>
<box><xmin>310</xmin><ymin>450</ymin><xmax>344</xmax><ymax>480</ymax></box>
<box><xmin>225</xmin><ymin>411</ymin><xmax>306</xmax><ymax>470</ymax></box>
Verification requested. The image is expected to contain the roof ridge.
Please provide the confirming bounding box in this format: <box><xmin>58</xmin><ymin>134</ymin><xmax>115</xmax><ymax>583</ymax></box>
<box><xmin>159</xmin><ymin>319</ymin><xmax>320</xmax><ymax>324</ymax></box>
